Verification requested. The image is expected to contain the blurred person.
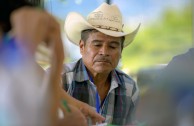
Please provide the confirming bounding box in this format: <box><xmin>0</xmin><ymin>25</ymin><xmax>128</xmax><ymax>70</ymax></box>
<box><xmin>63</xmin><ymin>2</ymin><xmax>140</xmax><ymax>125</ymax></box>
<box><xmin>160</xmin><ymin>48</ymin><xmax>194</xmax><ymax>126</ymax></box>
<box><xmin>136</xmin><ymin>48</ymin><xmax>194</xmax><ymax>126</ymax></box>
<box><xmin>136</xmin><ymin>86</ymin><xmax>177</xmax><ymax>126</ymax></box>
<box><xmin>0</xmin><ymin>0</ymin><xmax>104</xmax><ymax>126</ymax></box>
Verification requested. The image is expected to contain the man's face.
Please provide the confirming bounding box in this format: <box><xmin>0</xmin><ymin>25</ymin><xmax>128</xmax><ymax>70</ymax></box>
<box><xmin>80</xmin><ymin>31</ymin><xmax>122</xmax><ymax>75</ymax></box>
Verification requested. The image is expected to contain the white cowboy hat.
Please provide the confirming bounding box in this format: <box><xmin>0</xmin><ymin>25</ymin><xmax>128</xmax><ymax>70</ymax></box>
<box><xmin>64</xmin><ymin>2</ymin><xmax>140</xmax><ymax>47</ymax></box>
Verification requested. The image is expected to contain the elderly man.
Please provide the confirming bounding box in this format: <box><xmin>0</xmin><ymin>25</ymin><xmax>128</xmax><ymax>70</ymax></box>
<box><xmin>63</xmin><ymin>3</ymin><xmax>140</xmax><ymax>125</ymax></box>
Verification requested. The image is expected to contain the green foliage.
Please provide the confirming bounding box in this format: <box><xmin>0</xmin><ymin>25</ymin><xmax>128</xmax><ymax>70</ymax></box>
<box><xmin>121</xmin><ymin>4</ymin><xmax>192</xmax><ymax>74</ymax></box>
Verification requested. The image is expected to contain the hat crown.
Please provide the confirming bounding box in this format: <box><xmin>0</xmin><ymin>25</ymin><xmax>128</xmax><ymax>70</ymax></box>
<box><xmin>87</xmin><ymin>3</ymin><xmax>123</xmax><ymax>32</ymax></box>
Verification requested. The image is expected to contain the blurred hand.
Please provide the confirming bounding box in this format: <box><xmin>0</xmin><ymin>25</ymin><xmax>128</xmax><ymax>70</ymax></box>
<box><xmin>60</xmin><ymin>89</ymin><xmax>105</xmax><ymax>124</ymax></box>
<box><xmin>58</xmin><ymin>103</ymin><xmax>87</xmax><ymax>126</ymax></box>
<box><xmin>9</xmin><ymin>6</ymin><xmax>104</xmax><ymax>126</ymax></box>
<box><xmin>10</xmin><ymin>6</ymin><xmax>64</xmax><ymax>62</ymax></box>
<box><xmin>10</xmin><ymin>7</ymin><xmax>65</xmax><ymax>125</ymax></box>
<box><xmin>78</xmin><ymin>101</ymin><xmax>105</xmax><ymax>124</ymax></box>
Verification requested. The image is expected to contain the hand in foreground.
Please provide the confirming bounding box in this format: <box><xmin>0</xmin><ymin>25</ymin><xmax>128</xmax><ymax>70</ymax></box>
<box><xmin>58</xmin><ymin>103</ymin><xmax>87</xmax><ymax>126</ymax></box>
<box><xmin>10</xmin><ymin>7</ymin><xmax>64</xmax><ymax>125</ymax></box>
<box><xmin>60</xmin><ymin>89</ymin><xmax>105</xmax><ymax>124</ymax></box>
<box><xmin>10</xmin><ymin>6</ymin><xmax>64</xmax><ymax>62</ymax></box>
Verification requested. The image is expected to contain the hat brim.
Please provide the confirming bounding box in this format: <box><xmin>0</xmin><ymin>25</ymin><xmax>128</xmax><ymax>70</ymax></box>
<box><xmin>64</xmin><ymin>12</ymin><xmax>140</xmax><ymax>47</ymax></box>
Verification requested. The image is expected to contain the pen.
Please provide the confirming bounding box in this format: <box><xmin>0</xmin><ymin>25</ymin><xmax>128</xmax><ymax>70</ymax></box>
<box><xmin>62</xmin><ymin>100</ymin><xmax>71</xmax><ymax>112</ymax></box>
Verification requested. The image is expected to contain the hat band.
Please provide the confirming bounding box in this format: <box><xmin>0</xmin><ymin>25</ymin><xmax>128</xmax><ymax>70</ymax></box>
<box><xmin>92</xmin><ymin>25</ymin><xmax>122</xmax><ymax>32</ymax></box>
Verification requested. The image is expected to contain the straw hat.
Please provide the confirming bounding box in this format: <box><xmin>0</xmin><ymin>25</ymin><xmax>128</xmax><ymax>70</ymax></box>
<box><xmin>64</xmin><ymin>3</ymin><xmax>140</xmax><ymax>47</ymax></box>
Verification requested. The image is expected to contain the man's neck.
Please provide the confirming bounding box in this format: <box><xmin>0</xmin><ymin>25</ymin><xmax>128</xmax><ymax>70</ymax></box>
<box><xmin>89</xmin><ymin>72</ymin><xmax>110</xmax><ymax>87</ymax></box>
<box><xmin>89</xmin><ymin>71</ymin><xmax>111</xmax><ymax>102</ymax></box>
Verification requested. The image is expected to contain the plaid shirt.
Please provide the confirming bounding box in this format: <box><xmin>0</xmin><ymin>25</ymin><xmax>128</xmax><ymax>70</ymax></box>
<box><xmin>62</xmin><ymin>59</ymin><xmax>139</xmax><ymax>125</ymax></box>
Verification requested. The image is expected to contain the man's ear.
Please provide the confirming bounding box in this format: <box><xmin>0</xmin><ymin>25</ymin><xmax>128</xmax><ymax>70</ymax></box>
<box><xmin>79</xmin><ymin>40</ymin><xmax>84</xmax><ymax>55</ymax></box>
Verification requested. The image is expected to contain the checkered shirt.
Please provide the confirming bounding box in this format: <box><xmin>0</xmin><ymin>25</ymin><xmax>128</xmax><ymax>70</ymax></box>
<box><xmin>62</xmin><ymin>59</ymin><xmax>139</xmax><ymax>125</ymax></box>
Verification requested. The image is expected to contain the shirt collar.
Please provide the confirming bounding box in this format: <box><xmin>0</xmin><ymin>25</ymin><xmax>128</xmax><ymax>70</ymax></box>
<box><xmin>74</xmin><ymin>59</ymin><xmax>90</xmax><ymax>82</ymax></box>
<box><xmin>111</xmin><ymin>70</ymin><xmax>126</xmax><ymax>90</ymax></box>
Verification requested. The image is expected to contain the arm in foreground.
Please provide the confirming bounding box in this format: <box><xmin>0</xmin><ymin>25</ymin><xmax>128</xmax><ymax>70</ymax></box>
<box><xmin>11</xmin><ymin>6</ymin><xmax>104</xmax><ymax>125</ymax></box>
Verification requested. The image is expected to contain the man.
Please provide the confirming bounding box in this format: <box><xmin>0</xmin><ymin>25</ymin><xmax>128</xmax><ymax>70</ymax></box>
<box><xmin>63</xmin><ymin>3</ymin><xmax>140</xmax><ymax>125</ymax></box>
<box><xmin>0</xmin><ymin>0</ymin><xmax>104</xmax><ymax>126</ymax></box>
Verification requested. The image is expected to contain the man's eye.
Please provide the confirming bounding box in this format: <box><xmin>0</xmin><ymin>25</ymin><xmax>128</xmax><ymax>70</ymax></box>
<box><xmin>93</xmin><ymin>43</ymin><xmax>101</xmax><ymax>47</ymax></box>
<box><xmin>109</xmin><ymin>45</ymin><xmax>117</xmax><ymax>49</ymax></box>
<box><xmin>111</xmin><ymin>46</ymin><xmax>115</xmax><ymax>48</ymax></box>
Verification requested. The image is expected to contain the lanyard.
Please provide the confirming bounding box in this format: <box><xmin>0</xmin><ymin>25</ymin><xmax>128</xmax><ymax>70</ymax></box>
<box><xmin>88</xmin><ymin>72</ymin><xmax>101</xmax><ymax>113</ymax></box>
<box><xmin>96</xmin><ymin>91</ymin><xmax>100</xmax><ymax>113</ymax></box>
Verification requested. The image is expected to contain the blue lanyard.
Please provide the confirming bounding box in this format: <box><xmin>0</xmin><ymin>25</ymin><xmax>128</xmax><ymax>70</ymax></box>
<box><xmin>88</xmin><ymin>73</ymin><xmax>101</xmax><ymax>113</ymax></box>
<box><xmin>96</xmin><ymin>91</ymin><xmax>100</xmax><ymax>113</ymax></box>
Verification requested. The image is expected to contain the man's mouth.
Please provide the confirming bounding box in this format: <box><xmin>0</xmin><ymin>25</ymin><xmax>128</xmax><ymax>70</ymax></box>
<box><xmin>96</xmin><ymin>60</ymin><xmax>111</xmax><ymax>64</ymax></box>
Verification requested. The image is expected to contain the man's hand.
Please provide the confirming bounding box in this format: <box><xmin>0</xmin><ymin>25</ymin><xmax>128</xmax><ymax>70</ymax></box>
<box><xmin>60</xmin><ymin>89</ymin><xmax>105</xmax><ymax>124</ymax></box>
<box><xmin>58</xmin><ymin>103</ymin><xmax>87</xmax><ymax>126</ymax></box>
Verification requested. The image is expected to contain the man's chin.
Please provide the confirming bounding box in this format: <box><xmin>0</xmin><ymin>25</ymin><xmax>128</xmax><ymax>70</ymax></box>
<box><xmin>96</xmin><ymin>61</ymin><xmax>111</xmax><ymax>65</ymax></box>
<box><xmin>94</xmin><ymin>67</ymin><xmax>111</xmax><ymax>74</ymax></box>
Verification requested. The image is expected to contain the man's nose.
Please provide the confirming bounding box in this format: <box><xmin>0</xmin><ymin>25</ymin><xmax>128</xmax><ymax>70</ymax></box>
<box><xmin>99</xmin><ymin>46</ymin><xmax>109</xmax><ymax>56</ymax></box>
